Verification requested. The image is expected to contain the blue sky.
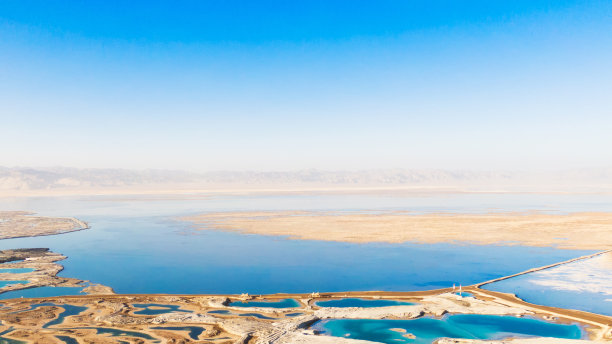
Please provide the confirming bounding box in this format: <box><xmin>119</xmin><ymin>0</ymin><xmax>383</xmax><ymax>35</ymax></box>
<box><xmin>1</xmin><ymin>1</ymin><xmax>611</xmax><ymax>171</ymax></box>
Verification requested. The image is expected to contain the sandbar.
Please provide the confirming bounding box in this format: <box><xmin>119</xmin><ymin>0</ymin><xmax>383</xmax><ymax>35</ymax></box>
<box><xmin>183</xmin><ymin>211</ymin><xmax>612</xmax><ymax>250</ymax></box>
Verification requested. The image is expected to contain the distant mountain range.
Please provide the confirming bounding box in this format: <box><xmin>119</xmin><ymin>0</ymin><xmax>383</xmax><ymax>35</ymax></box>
<box><xmin>1</xmin><ymin>166</ymin><xmax>611</xmax><ymax>194</ymax></box>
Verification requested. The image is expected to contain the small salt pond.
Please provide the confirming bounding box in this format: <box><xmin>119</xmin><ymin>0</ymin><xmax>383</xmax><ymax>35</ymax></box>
<box><xmin>72</xmin><ymin>327</ymin><xmax>160</xmax><ymax>343</ymax></box>
<box><xmin>0</xmin><ymin>286</ymin><xmax>84</xmax><ymax>300</ymax></box>
<box><xmin>313</xmin><ymin>314</ymin><xmax>584</xmax><ymax>344</ymax></box>
<box><xmin>55</xmin><ymin>336</ymin><xmax>79</xmax><ymax>344</ymax></box>
<box><xmin>229</xmin><ymin>298</ymin><xmax>300</xmax><ymax>308</ymax></box>
<box><xmin>316</xmin><ymin>298</ymin><xmax>414</xmax><ymax>308</ymax></box>
<box><xmin>0</xmin><ymin>281</ymin><xmax>28</xmax><ymax>289</ymax></box>
<box><xmin>208</xmin><ymin>309</ymin><xmax>278</xmax><ymax>319</ymax></box>
<box><xmin>132</xmin><ymin>303</ymin><xmax>192</xmax><ymax>315</ymax></box>
<box><xmin>285</xmin><ymin>312</ymin><xmax>303</xmax><ymax>317</ymax></box>
<box><xmin>0</xmin><ymin>269</ymin><xmax>35</xmax><ymax>274</ymax></box>
<box><xmin>42</xmin><ymin>304</ymin><xmax>88</xmax><ymax>328</ymax></box>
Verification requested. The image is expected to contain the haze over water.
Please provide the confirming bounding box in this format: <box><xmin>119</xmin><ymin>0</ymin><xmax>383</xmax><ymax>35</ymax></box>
<box><xmin>0</xmin><ymin>193</ymin><xmax>602</xmax><ymax>295</ymax></box>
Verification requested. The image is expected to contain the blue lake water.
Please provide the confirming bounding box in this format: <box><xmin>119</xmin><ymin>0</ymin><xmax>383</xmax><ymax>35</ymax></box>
<box><xmin>229</xmin><ymin>299</ymin><xmax>300</xmax><ymax>308</ymax></box>
<box><xmin>316</xmin><ymin>298</ymin><xmax>414</xmax><ymax>308</ymax></box>
<box><xmin>0</xmin><ymin>269</ymin><xmax>35</xmax><ymax>274</ymax></box>
<box><xmin>313</xmin><ymin>314</ymin><xmax>584</xmax><ymax>344</ymax></box>
<box><xmin>0</xmin><ymin>194</ymin><xmax>603</xmax><ymax>296</ymax></box>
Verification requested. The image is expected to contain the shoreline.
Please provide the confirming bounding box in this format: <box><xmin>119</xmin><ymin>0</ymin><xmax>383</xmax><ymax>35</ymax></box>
<box><xmin>0</xmin><ymin>211</ymin><xmax>89</xmax><ymax>240</ymax></box>
<box><xmin>0</xmin><ymin>249</ymin><xmax>611</xmax><ymax>342</ymax></box>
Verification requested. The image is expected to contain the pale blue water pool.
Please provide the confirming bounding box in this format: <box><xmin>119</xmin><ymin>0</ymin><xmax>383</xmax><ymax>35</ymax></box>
<box><xmin>313</xmin><ymin>314</ymin><xmax>584</xmax><ymax>344</ymax></box>
<box><xmin>0</xmin><ymin>286</ymin><xmax>84</xmax><ymax>300</ymax></box>
<box><xmin>132</xmin><ymin>303</ymin><xmax>192</xmax><ymax>315</ymax></box>
<box><xmin>0</xmin><ymin>269</ymin><xmax>35</xmax><ymax>274</ymax></box>
<box><xmin>229</xmin><ymin>298</ymin><xmax>300</xmax><ymax>308</ymax></box>
<box><xmin>0</xmin><ymin>281</ymin><xmax>28</xmax><ymax>288</ymax></box>
<box><xmin>316</xmin><ymin>298</ymin><xmax>414</xmax><ymax>308</ymax></box>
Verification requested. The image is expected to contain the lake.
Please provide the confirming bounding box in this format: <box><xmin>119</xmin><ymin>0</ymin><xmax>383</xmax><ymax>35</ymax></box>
<box><xmin>0</xmin><ymin>193</ymin><xmax>604</xmax><ymax>296</ymax></box>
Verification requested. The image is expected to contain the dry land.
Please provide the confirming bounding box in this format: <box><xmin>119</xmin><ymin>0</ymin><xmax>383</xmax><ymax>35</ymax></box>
<box><xmin>183</xmin><ymin>211</ymin><xmax>612</xmax><ymax>250</ymax></box>
<box><xmin>0</xmin><ymin>289</ymin><xmax>610</xmax><ymax>343</ymax></box>
<box><xmin>0</xmin><ymin>248</ymin><xmax>113</xmax><ymax>295</ymax></box>
<box><xmin>0</xmin><ymin>211</ymin><xmax>88</xmax><ymax>240</ymax></box>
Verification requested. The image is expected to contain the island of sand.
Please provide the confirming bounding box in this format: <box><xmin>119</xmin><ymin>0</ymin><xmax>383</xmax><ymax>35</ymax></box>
<box><xmin>0</xmin><ymin>211</ymin><xmax>88</xmax><ymax>240</ymax></box>
<box><xmin>182</xmin><ymin>211</ymin><xmax>612</xmax><ymax>250</ymax></box>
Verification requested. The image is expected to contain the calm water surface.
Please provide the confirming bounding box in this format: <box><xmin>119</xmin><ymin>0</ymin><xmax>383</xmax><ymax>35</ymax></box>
<box><xmin>484</xmin><ymin>253</ymin><xmax>612</xmax><ymax>316</ymax></box>
<box><xmin>316</xmin><ymin>298</ymin><xmax>414</xmax><ymax>308</ymax></box>
<box><xmin>0</xmin><ymin>194</ymin><xmax>603</xmax><ymax>295</ymax></box>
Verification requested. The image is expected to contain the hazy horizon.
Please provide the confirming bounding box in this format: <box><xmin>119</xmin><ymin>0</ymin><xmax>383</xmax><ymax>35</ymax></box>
<box><xmin>2</xmin><ymin>1</ymin><xmax>611</xmax><ymax>171</ymax></box>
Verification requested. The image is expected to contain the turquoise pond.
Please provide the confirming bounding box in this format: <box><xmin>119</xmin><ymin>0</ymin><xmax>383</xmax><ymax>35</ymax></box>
<box><xmin>312</xmin><ymin>314</ymin><xmax>585</xmax><ymax>344</ymax></box>
<box><xmin>316</xmin><ymin>298</ymin><xmax>414</xmax><ymax>308</ymax></box>
<box><xmin>0</xmin><ymin>193</ymin><xmax>607</xmax><ymax>298</ymax></box>
<box><xmin>0</xmin><ymin>269</ymin><xmax>35</xmax><ymax>274</ymax></box>
<box><xmin>229</xmin><ymin>298</ymin><xmax>300</xmax><ymax>308</ymax></box>
<box><xmin>0</xmin><ymin>281</ymin><xmax>28</xmax><ymax>288</ymax></box>
<box><xmin>0</xmin><ymin>286</ymin><xmax>84</xmax><ymax>300</ymax></box>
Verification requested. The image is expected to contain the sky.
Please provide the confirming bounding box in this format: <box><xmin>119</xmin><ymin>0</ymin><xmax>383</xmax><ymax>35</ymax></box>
<box><xmin>1</xmin><ymin>0</ymin><xmax>611</xmax><ymax>171</ymax></box>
